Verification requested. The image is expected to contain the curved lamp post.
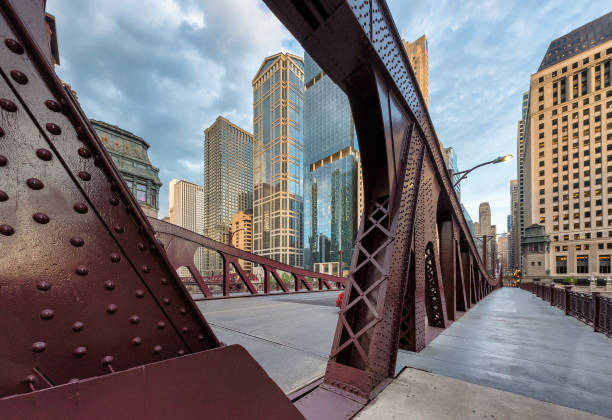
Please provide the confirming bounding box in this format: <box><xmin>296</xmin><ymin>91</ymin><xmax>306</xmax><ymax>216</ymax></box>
<box><xmin>453</xmin><ymin>154</ymin><xmax>513</xmax><ymax>188</ymax></box>
<box><xmin>227</xmin><ymin>228</ymin><xmax>246</xmax><ymax>247</ymax></box>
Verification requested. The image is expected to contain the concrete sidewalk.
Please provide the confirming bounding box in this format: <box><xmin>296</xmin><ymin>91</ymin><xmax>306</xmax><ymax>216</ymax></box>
<box><xmin>395</xmin><ymin>288</ymin><xmax>612</xmax><ymax>418</ymax></box>
<box><xmin>357</xmin><ymin>367</ymin><xmax>608</xmax><ymax>420</ymax></box>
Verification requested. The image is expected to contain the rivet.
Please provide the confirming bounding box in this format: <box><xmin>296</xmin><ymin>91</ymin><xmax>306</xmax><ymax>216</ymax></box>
<box><xmin>160</xmin><ymin>277</ymin><xmax>168</xmax><ymax>285</ymax></box>
<box><xmin>72</xmin><ymin>321</ymin><xmax>84</xmax><ymax>332</ymax></box>
<box><xmin>0</xmin><ymin>224</ymin><xmax>14</xmax><ymax>235</ymax></box>
<box><xmin>68</xmin><ymin>378</ymin><xmax>79</xmax><ymax>383</ymax></box>
<box><xmin>36</xmin><ymin>280</ymin><xmax>51</xmax><ymax>291</ymax></box>
<box><xmin>45</xmin><ymin>123</ymin><xmax>61</xmax><ymax>135</ymax></box>
<box><xmin>44</xmin><ymin>100</ymin><xmax>62</xmax><ymax>112</ymax></box>
<box><xmin>36</xmin><ymin>148</ymin><xmax>53</xmax><ymax>161</ymax></box>
<box><xmin>26</xmin><ymin>178</ymin><xmax>44</xmax><ymax>190</ymax></box>
<box><xmin>102</xmin><ymin>355</ymin><xmax>114</xmax><ymax>365</ymax></box>
<box><xmin>106</xmin><ymin>304</ymin><xmax>118</xmax><ymax>314</ymax></box>
<box><xmin>0</xmin><ymin>98</ymin><xmax>17</xmax><ymax>112</ymax></box>
<box><xmin>75</xmin><ymin>265</ymin><xmax>88</xmax><ymax>276</ymax></box>
<box><xmin>157</xmin><ymin>321</ymin><xmax>165</xmax><ymax>330</ymax></box>
<box><xmin>78</xmin><ymin>147</ymin><xmax>91</xmax><ymax>158</ymax></box>
<box><xmin>70</xmin><ymin>236</ymin><xmax>84</xmax><ymax>247</ymax></box>
<box><xmin>10</xmin><ymin>70</ymin><xmax>28</xmax><ymax>84</ymax></box>
<box><xmin>178</xmin><ymin>349</ymin><xmax>185</xmax><ymax>356</ymax></box>
<box><xmin>153</xmin><ymin>345</ymin><xmax>162</xmax><ymax>354</ymax></box>
<box><xmin>109</xmin><ymin>197</ymin><xmax>119</xmax><ymax>206</ymax></box>
<box><xmin>25</xmin><ymin>375</ymin><xmax>37</xmax><ymax>385</ymax></box>
<box><xmin>162</xmin><ymin>297</ymin><xmax>171</xmax><ymax>305</ymax></box>
<box><xmin>32</xmin><ymin>212</ymin><xmax>50</xmax><ymax>224</ymax></box>
<box><xmin>135</xmin><ymin>289</ymin><xmax>145</xmax><ymax>298</ymax></box>
<box><xmin>137</xmin><ymin>242</ymin><xmax>146</xmax><ymax>251</ymax></box>
<box><xmin>181</xmin><ymin>326</ymin><xmax>189</xmax><ymax>334</ymax></box>
<box><xmin>131</xmin><ymin>336</ymin><xmax>142</xmax><ymax>346</ymax></box>
<box><xmin>73</xmin><ymin>346</ymin><xmax>87</xmax><ymax>357</ymax></box>
<box><xmin>0</xmin><ymin>155</ymin><xmax>6</xmax><ymax>166</ymax></box>
<box><xmin>109</xmin><ymin>253</ymin><xmax>121</xmax><ymax>263</ymax></box>
<box><xmin>78</xmin><ymin>171</ymin><xmax>91</xmax><ymax>181</ymax></box>
<box><xmin>73</xmin><ymin>202</ymin><xmax>88</xmax><ymax>214</ymax></box>
<box><xmin>32</xmin><ymin>342</ymin><xmax>47</xmax><ymax>353</ymax></box>
<box><xmin>179</xmin><ymin>307</ymin><xmax>187</xmax><ymax>315</ymax></box>
<box><xmin>104</xmin><ymin>280</ymin><xmax>115</xmax><ymax>290</ymax></box>
<box><xmin>141</xmin><ymin>265</ymin><xmax>150</xmax><ymax>273</ymax></box>
<box><xmin>129</xmin><ymin>315</ymin><xmax>140</xmax><ymax>324</ymax></box>
<box><xmin>197</xmin><ymin>334</ymin><xmax>205</xmax><ymax>342</ymax></box>
<box><xmin>0</xmin><ymin>190</ymin><xmax>8</xmax><ymax>201</ymax></box>
<box><xmin>5</xmin><ymin>39</ymin><xmax>24</xmax><ymax>54</ymax></box>
<box><xmin>40</xmin><ymin>309</ymin><xmax>54</xmax><ymax>320</ymax></box>
<box><xmin>114</xmin><ymin>225</ymin><xmax>124</xmax><ymax>233</ymax></box>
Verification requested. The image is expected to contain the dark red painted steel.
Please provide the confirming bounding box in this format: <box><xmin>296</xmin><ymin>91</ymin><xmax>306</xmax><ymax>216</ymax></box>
<box><xmin>263</xmin><ymin>0</ymin><xmax>498</xmax><ymax>413</ymax></box>
<box><xmin>0</xmin><ymin>0</ymin><xmax>221</xmax><ymax>400</ymax></box>
<box><xmin>149</xmin><ymin>217</ymin><xmax>344</xmax><ymax>298</ymax></box>
<box><xmin>1</xmin><ymin>345</ymin><xmax>304</xmax><ymax>420</ymax></box>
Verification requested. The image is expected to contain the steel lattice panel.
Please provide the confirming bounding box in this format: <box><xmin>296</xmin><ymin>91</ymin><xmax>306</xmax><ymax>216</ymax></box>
<box><xmin>0</xmin><ymin>5</ymin><xmax>218</xmax><ymax>398</ymax></box>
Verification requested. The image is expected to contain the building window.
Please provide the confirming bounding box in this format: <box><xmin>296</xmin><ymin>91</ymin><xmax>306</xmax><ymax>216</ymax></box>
<box><xmin>136</xmin><ymin>183</ymin><xmax>147</xmax><ymax>203</ymax></box>
<box><xmin>600</xmin><ymin>256</ymin><xmax>611</xmax><ymax>274</ymax></box>
<box><xmin>556</xmin><ymin>256</ymin><xmax>567</xmax><ymax>274</ymax></box>
<box><xmin>576</xmin><ymin>255</ymin><xmax>589</xmax><ymax>274</ymax></box>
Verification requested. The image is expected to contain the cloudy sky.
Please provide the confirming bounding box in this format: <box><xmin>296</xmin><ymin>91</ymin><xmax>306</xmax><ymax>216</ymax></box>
<box><xmin>47</xmin><ymin>0</ymin><xmax>610</xmax><ymax>232</ymax></box>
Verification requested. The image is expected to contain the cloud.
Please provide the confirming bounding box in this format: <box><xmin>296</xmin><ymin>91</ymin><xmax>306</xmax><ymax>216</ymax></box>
<box><xmin>47</xmin><ymin>0</ymin><xmax>610</xmax><ymax>232</ymax></box>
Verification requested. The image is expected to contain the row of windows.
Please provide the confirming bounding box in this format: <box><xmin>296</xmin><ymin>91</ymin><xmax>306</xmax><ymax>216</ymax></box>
<box><xmin>536</xmin><ymin>47</ymin><xmax>612</xmax><ymax>84</ymax></box>
<box><xmin>555</xmin><ymin>255</ymin><xmax>611</xmax><ymax>274</ymax></box>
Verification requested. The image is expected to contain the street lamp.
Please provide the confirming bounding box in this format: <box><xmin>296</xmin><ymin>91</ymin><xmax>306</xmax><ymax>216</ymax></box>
<box><xmin>452</xmin><ymin>154</ymin><xmax>513</xmax><ymax>188</ymax></box>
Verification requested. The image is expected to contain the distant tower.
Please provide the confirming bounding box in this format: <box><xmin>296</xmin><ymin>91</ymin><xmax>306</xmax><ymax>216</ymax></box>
<box><xmin>203</xmin><ymin>116</ymin><xmax>253</xmax><ymax>274</ymax></box>
<box><xmin>479</xmin><ymin>202</ymin><xmax>491</xmax><ymax>235</ymax></box>
<box><xmin>403</xmin><ymin>35</ymin><xmax>429</xmax><ymax>107</ymax></box>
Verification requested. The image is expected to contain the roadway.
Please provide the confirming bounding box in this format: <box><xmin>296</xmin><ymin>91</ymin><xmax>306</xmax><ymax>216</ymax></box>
<box><xmin>197</xmin><ymin>287</ymin><xmax>612</xmax><ymax>418</ymax></box>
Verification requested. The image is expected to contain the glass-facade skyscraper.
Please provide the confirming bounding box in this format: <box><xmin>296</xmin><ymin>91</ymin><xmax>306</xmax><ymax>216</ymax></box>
<box><xmin>303</xmin><ymin>52</ymin><xmax>360</xmax><ymax>272</ymax></box>
<box><xmin>252</xmin><ymin>53</ymin><xmax>304</xmax><ymax>267</ymax></box>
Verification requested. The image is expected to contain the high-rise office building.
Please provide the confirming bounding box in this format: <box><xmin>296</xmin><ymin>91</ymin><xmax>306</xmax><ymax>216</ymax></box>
<box><xmin>525</xmin><ymin>13</ymin><xmax>612</xmax><ymax>279</ymax></box>
<box><xmin>303</xmin><ymin>52</ymin><xmax>361</xmax><ymax>272</ymax></box>
<box><xmin>498</xmin><ymin>233</ymin><xmax>509</xmax><ymax>271</ymax></box>
<box><xmin>230</xmin><ymin>211</ymin><xmax>253</xmax><ymax>273</ymax></box>
<box><xmin>252</xmin><ymin>53</ymin><xmax>305</xmax><ymax>266</ymax></box>
<box><xmin>169</xmin><ymin>179</ymin><xmax>205</xmax><ymax>277</ymax></box>
<box><xmin>479</xmin><ymin>202</ymin><xmax>492</xmax><ymax>234</ymax></box>
<box><xmin>510</xmin><ymin>179</ymin><xmax>519</xmax><ymax>269</ymax></box>
<box><xmin>476</xmin><ymin>202</ymin><xmax>496</xmax><ymax>272</ymax></box>
<box><xmin>403</xmin><ymin>35</ymin><xmax>429</xmax><ymax>107</ymax></box>
<box><xmin>203</xmin><ymin>116</ymin><xmax>253</xmax><ymax>273</ymax></box>
<box><xmin>517</xmin><ymin>92</ymin><xmax>530</xmax><ymax>269</ymax></box>
<box><xmin>92</xmin><ymin>120</ymin><xmax>161</xmax><ymax>218</ymax></box>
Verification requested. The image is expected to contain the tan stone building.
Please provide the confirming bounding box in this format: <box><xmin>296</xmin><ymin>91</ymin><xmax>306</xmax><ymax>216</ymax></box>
<box><xmin>524</xmin><ymin>12</ymin><xmax>612</xmax><ymax>280</ymax></box>
<box><xmin>403</xmin><ymin>35</ymin><xmax>429</xmax><ymax>107</ymax></box>
<box><xmin>169</xmin><ymin>179</ymin><xmax>205</xmax><ymax>277</ymax></box>
<box><xmin>230</xmin><ymin>211</ymin><xmax>253</xmax><ymax>273</ymax></box>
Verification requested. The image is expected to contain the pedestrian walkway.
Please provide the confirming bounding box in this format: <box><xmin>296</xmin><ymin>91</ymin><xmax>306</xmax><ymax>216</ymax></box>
<box><xmin>395</xmin><ymin>287</ymin><xmax>612</xmax><ymax>418</ymax></box>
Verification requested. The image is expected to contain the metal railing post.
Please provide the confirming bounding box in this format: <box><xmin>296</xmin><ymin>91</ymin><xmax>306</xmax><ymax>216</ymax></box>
<box><xmin>593</xmin><ymin>292</ymin><xmax>600</xmax><ymax>333</ymax></box>
<box><xmin>564</xmin><ymin>286</ymin><xmax>571</xmax><ymax>315</ymax></box>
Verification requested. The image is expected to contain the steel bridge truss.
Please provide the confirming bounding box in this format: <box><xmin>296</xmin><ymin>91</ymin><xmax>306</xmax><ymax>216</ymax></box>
<box><xmin>0</xmin><ymin>0</ymin><xmax>499</xmax><ymax>418</ymax></box>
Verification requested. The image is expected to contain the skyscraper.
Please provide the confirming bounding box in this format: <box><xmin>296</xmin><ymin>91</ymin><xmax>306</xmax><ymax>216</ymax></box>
<box><xmin>510</xmin><ymin>179</ymin><xmax>519</xmax><ymax>269</ymax></box>
<box><xmin>203</xmin><ymin>116</ymin><xmax>253</xmax><ymax>273</ymax></box>
<box><xmin>303</xmin><ymin>52</ymin><xmax>361</xmax><ymax>272</ymax></box>
<box><xmin>524</xmin><ymin>13</ymin><xmax>612</xmax><ymax>279</ymax></box>
<box><xmin>479</xmin><ymin>202</ymin><xmax>492</xmax><ymax>234</ymax></box>
<box><xmin>403</xmin><ymin>35</ymin><xmax>429</xmax><ymax>107</ymax></box>
<box><xmin>169</xmin><ymin>179</ymin><xmax>205</xmax><ymax>276</ymax></box>
<box><xmin>517</xmin><ymin>92</ymin><xmax>530</xmax><ymax>270</ymax></box>
<box><xmin>252</xmin><ymin>53</ymin><xmax>305</xmax><ymax>266</ymax></box>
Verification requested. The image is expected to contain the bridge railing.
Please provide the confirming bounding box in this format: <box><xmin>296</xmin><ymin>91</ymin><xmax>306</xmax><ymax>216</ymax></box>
<box><xmin>149</xmin><ymin>218</ymin><xmax>345</xmax><ymax>299</ymax></box>
<box><xmin>520</xmin><ymin>282</ymin><xmax>611</xmax><ymax>337</ymax></box>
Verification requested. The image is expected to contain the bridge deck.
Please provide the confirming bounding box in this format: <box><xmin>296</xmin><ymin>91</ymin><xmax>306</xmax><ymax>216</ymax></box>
<box><xmin>196</xmin><ymin>292</ymin><xmax>339</xmax><ymax>393</ymax></box>
<box><xmin>396</xmin><ymin>287</ymin><xmax>612</xmax><ymax>418</ymax></box>
<box><xmin>196</xmin><ymin>288</ymin><xmax>612</xmax><ymax>418</ymax></box>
